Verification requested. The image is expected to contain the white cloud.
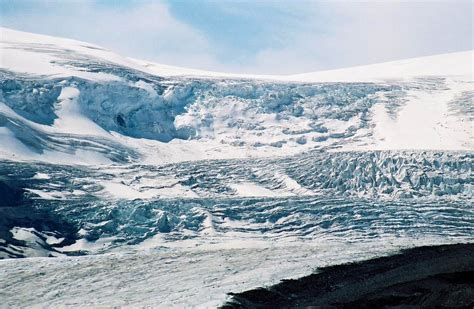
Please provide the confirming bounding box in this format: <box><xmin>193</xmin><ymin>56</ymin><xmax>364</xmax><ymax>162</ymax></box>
<box><xmin>238</xmin><ymin>1</ymin><xmax>473</xmax><ymax>74</ymax></box>
<box><xmin>1</xmin><ymin>1</ymin><xmax>222</xmax><ymax>70</ymax></box>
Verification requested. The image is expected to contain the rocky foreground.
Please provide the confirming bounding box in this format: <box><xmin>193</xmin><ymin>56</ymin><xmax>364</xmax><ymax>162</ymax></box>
<box><xmin>223</xmin><ymin>243</ymin><xmax>474</xmax><ymax>308</ymax></box>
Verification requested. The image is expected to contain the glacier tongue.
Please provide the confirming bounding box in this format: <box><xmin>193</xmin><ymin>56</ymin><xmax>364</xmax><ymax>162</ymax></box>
<box><xmin>0</xmin><ymin>28</ymin><xmax>473</xmax><ymax>308</ymax></box>
<box><xmin>1</xmin><ymin>152</ymin><xmax>473</xmax><ymax>306</ymax></box>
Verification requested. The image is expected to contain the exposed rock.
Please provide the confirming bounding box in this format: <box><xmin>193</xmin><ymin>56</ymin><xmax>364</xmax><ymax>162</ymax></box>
<box><xmin>223</xmin><ymin>243</ymin><xmax>474</xmax><ymax>308</ymax></box>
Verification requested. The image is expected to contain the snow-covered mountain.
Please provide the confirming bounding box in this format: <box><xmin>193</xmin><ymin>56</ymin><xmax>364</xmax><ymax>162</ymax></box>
<box><xmin>0</xmin><ymin>28</ymin><xmax>472</xmax><ymax>307</ymax></box>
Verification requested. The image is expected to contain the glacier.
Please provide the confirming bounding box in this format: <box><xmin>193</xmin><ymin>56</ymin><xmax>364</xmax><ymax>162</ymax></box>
<box><xmin>0</xmin><ymin>27</ymin><xmax>473</xmax><ymax>307</ymax></box>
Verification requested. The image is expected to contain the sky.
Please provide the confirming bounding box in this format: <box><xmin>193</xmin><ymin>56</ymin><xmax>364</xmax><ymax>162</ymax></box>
<box><xmin>0</xmin><ymin>0</ymin><xmax>472</xmax><ymax>74</ymax></box>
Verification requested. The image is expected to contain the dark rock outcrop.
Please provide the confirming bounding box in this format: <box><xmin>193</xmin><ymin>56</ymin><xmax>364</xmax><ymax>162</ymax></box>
<box><xmin>223</xmin><ymin>243</ymin><xmax>474</xmax><ymax>308</ymax></box>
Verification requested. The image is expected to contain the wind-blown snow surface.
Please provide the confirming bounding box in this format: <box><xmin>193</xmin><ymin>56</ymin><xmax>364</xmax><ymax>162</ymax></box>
<box><xmin>0</xmin><ymin>28</ymin><xmax>473</xmax><ymax>307</ymax></box>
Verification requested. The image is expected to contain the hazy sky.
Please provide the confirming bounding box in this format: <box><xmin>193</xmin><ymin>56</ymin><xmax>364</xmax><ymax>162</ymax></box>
<box><xmin>0</xmin><ymin>0</ymin><xmax>472</xmax><ymax>74</ymax></box>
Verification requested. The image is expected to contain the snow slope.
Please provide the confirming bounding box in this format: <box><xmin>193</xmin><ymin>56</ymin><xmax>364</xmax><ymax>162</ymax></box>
<box><xmin>291</xmin><ymin>51</ymin><xmax>473</xmax><ymax>82</ymax></box>
<box><xmin>2</xmin><ymin>27</ymin><xmax>472</xmax><ymax>81</ymax></box>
